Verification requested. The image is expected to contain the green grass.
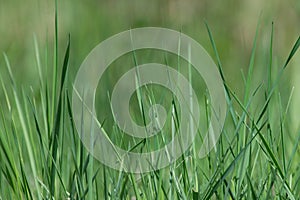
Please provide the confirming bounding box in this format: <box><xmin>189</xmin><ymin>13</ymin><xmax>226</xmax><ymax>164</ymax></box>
<box><xmin>0</xmin><ymin>7</ymin><xmax>300</xmax><ymax>200</ymax></box>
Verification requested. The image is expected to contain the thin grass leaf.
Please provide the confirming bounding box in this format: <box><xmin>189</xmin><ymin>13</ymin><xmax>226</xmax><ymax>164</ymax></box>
<box><xmin>50</xmin><ymin>35</ymin><xmax>70</xmax><ymax>196</ymax></box>
<box><xmin>284</xmin><ymin>36</ymin><xmax>300</xmax><ymax>69</ymax></box>
<box><xmin>3</xmin><ymin>53</ymin><xmax>42</xmax><ymax>200</ymax></box>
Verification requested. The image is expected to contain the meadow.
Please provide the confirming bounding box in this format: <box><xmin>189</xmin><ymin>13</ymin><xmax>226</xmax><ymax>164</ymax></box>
<box><xmin>0</xmin><ymin>0</ymin><xmax>300</xmax><ymax>199</ymax></box>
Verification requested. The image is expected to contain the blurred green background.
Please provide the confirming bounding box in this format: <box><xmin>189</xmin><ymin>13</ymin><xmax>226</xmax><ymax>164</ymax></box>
<box><xmin>0</xmin><ymin>0</ymin><xmax>299</xmax><ymax>129</ymax></box>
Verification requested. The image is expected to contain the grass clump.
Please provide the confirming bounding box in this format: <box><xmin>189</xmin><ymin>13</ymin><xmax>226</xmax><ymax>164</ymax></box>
<box><xmin>0</xmin><ymin>9</ymin><xmax>300</xmax><ymax>200</ymax></box>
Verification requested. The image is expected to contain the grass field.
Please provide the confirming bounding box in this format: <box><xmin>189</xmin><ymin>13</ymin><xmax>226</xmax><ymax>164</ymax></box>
<box><xmin>0</xmin><ymin>0</ymin><xmax>300</xmax><ymax>199</ymax></box>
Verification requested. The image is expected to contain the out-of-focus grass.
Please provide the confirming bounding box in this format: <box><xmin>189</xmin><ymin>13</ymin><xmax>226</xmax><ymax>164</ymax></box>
<box><xmin>0</xmin><ymin>0</ymin><xmax>299</xmax><ymax>124</ymax></box>
<box><xmin>1</xmin><ymin>1</ymin><xmax>299</xmax><ymax>80</ymax></box>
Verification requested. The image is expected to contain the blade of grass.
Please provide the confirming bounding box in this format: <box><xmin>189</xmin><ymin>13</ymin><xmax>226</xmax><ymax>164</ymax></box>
<box><xmin>283</xmin><ymin>36</ymin><xmax>300</xmax><ymax>69</ymax></box>
<box><xmin>3</xmin><ymin>53</ymin><xmax>42</xmax><ymax>200</ymax></box>
<box><xmin>49</xmin><ymin>35</ymin><xmax>70</xmax><ymax>196</ymax></box>
<box><xmin>52</xmin><ymin>0</ymin><xmax>59</xmax><ymax>126</ymax></box>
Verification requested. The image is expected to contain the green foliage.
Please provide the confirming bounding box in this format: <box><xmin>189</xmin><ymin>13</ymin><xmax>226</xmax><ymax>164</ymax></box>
<box><xmin>0</xmin><ymin>4</ymin><xmax>300</xmax><ymax>200</ymax></box>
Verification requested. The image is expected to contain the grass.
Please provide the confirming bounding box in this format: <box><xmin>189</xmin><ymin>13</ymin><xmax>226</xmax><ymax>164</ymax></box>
<box><xmin>0</xmin><ymin>7</ymin><xmax>300</xmax><ymax>200</ymax></box>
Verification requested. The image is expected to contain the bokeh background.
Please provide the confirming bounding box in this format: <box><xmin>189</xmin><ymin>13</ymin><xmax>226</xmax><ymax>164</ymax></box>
<box><xmin>0</xmin><ymin>0</ymin><xmax>299</xmax><ymax>130</ymax></box>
